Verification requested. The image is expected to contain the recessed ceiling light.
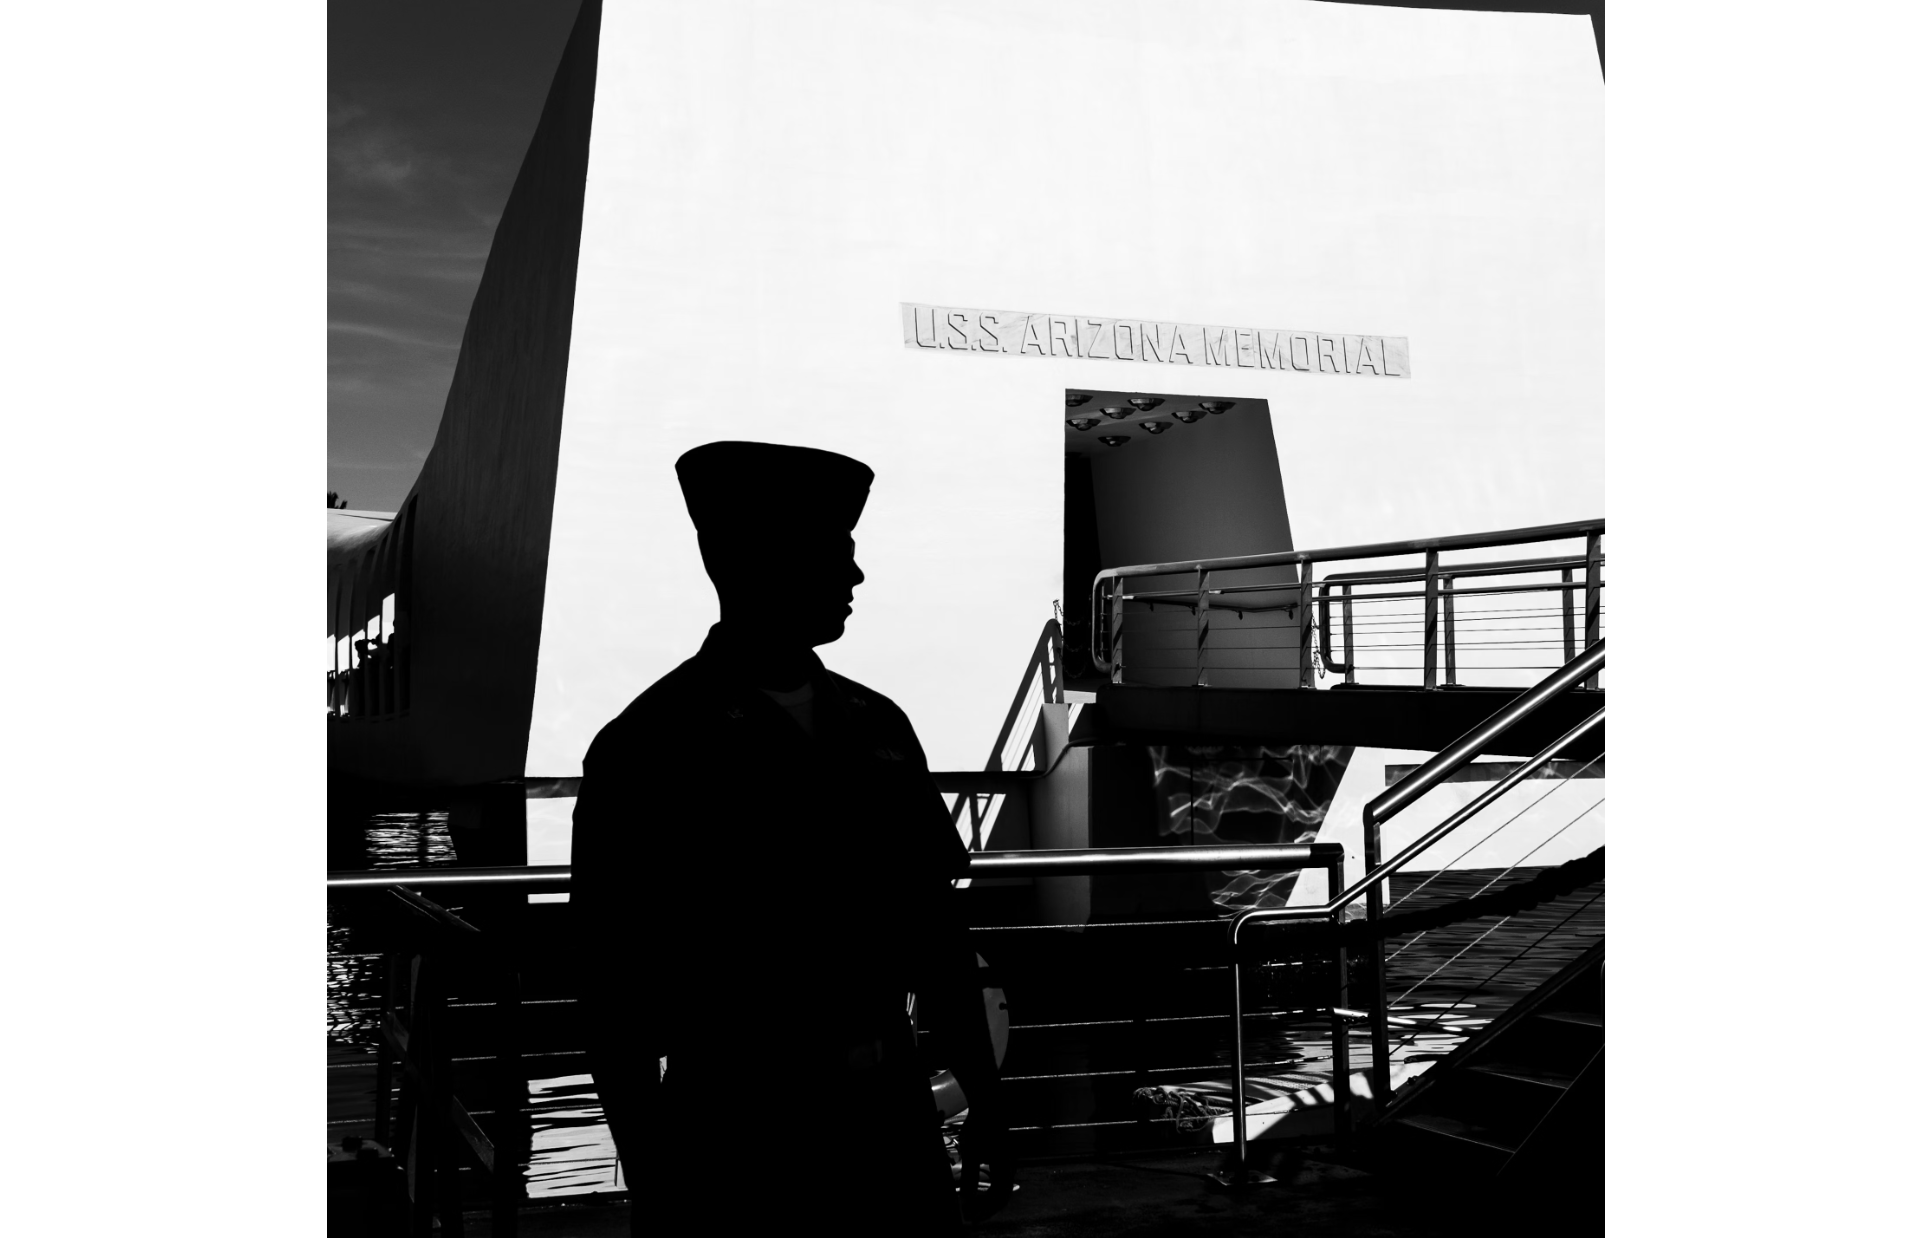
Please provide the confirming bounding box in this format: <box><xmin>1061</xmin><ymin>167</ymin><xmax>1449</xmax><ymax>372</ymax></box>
<box><xmin>1127</xmin><ymin>397</ymin><xmax>1164</xmax><ymax>412</ymax></box>
<box><xmin>1172</xmin><ymin>408</ymin><xmax>1207</xmax><ymax>424</ymax></box>
<box><xmin>1099</xmin><ymin>435</ymin><xmax>1131</xmax><ymax>447</ymax></box>
<box><xmin>1065</xmin><ymin>393</ymin><xmax>1092</xmax><ymax>408</ymax></box>
<box><xmin>1139</xmin><ymin>421</ymin><xmax>1170</xmax><ymax>434</ymax></box>
<box><xmin>1100</xmin><ymin>406</ymin><xmax>1131</xmax><ymax>419</ymax></box>
<box><xmin>1197</xmin><ymin>401</ymin><xmax>1234</xmax><ymax>415</ymax></box>
<box><xmin>1067</xmin><ymin>417</ymin><xmax>1101</xmax><ymax>431</ymax></box>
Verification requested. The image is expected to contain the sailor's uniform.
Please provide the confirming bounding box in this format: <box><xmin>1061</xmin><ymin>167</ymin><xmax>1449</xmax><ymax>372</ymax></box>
<box><xmin>572</xmin><ymin>624</ymin><xmax>974</xmax><ymax>1234</ymax></box>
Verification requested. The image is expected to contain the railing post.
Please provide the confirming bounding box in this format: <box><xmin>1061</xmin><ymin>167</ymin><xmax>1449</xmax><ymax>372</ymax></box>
<box><xmin>1422</xmin><ymin>550</ymin><xmax>1439</xmax><ymax>690</ymax></box>
<box><xmin>1583</xmin><ymin>533</ymin><xmax>1602</xmax><ymax>690</ymax></box>
<box><xmin>1296</xmin><ymin>561</ymin><xmax>1315</xmax><ymax>689</ymax></box>
<box><xmin>1441</xmin><ymin>575</ymin><xmax>1457</xmax><ymax>687</ymax></box>
<box><xmin>375</xmin><ymin>953</ymin><xmax>397</xmax><ymax>1146</ymax></box>
<box><xmin>493</xmin><ymin>953</ymin><xmax>525</xmax><ymax>1238</ymax></box>
<box><xmin>1213</xmin><ymin>928</ymin><xmax>1272</xmax><ymax>1188</ymax></box>
<box><xmin>1195</xmin><ymin>568</ymin><xmax>1212</xmax><ymax>688</ymax></box>
<box><xmin>1363</xmin><ymin>806</ymin><xmax>1393</xmax><ymax>1114</ymax></box>
<box><xmin>1327</xmin><ymin>859</ymin><xmax>1351</xmax><ymax>1147</ymax></box>
<box><xmin>1110</xmin><ymin>576</ymin><xmax>1125</xmax><ymax>685</ymax></box>
<box><xmin>1230</xmin><ymin>942</ymin><xmax>1248</xmax><ymax>1179</ymax></box>
<box><xmin>1341</xmin><ymin>584</ymin><xmax>1355</xmax><ymax>685</ymax></box>
<box><xmin>1561</xmin><ymin>566</ymin><xmax>1575</xmax><ymax>664</ymax></box>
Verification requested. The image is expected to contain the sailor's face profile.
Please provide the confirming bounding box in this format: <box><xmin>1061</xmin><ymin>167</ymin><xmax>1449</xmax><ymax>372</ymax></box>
<box><xmin>764</xmin><ymin>528</ymin><xmax>864</xmax><ymax>648</ymax></box>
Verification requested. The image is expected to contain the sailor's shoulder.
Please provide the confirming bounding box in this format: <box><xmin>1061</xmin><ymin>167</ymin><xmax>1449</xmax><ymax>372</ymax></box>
<box><xmin>823</xmin><ymin>671</ymin><xmax>910</xmax><ymax>726</ymax></box>
<box><xmin>587</xmin><ymin>659</ymin><xmax>724</xmax><ymax>755</ymax></box>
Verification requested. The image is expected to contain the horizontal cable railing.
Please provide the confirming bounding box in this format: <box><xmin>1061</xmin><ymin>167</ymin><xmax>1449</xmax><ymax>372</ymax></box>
<box><xmin>1091</xmin><ymin>518</ymin><xmax>1602</xmax><ymax>692</ymax></box>
<box><xmin>328</xmin><ymin>842</ymin><xmax>1352</xmax><ymax>1196</ymax></box>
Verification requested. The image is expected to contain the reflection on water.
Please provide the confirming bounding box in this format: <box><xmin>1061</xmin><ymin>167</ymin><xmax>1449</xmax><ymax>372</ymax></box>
<box><xmin>327</xmin><ymin>813</ymin><xmax>460</xmax><ymax>1055</ymax></box>
<box><xmin>1148</xmin><ymin>744</ymin><xmax>1353</xmax><ymax>913</ymax></box>
<box><xmin>524</xmin><ymin>1075</ymin><xmax>623</xmax><ymax>1198</ymax></box>
<box><xmin>328</xmin><ymin>812</ymin><xmax>625</xmax><ymax>1197</ymax></box>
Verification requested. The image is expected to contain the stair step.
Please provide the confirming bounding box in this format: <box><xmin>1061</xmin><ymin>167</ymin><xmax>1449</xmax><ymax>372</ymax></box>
<box><xmin>1537</xmin><ymin>1009</ymin><xmax>1602</xmax><ymax>1029</ymax></box>
<box><xmin>1393</xmin><ymin>1113</ymin><xmax>1519</xmax><ymax>1155</ymax></box>
<box><xmin>1465</xmin><ymin>1062</ymin><xmax>1575</xmax><ymax>1090</ymax></box>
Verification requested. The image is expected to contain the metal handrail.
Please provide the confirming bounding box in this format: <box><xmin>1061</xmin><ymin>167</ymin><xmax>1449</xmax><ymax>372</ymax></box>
<box><xmin>1319</xmin><ymin>553</ymin><xmax>1600</xmax><ymax>586</ymax></box>
<box><xmin>1091</xmin><ymin>517</ymin><xmax>1603</xmax><ymax>680</ymax></box>
<box><xmin>971</xmin><ymin>843</ymin><xmax>1341</xmax><ymax>878</ymax></box>
<box><xmin>326</xmin><ymin>843</ymin><xmax>1344</xmax><ymax>892</ymax></box>
<box><xmin>1092</xmin><ymin>518</ymin><xmax>1603</xmax><ymax>586</ymax></box>
<box><xmin>952</xmin><ymin>620</ymin><xmax>1063</xmax><ymax>850</ymax></box>
<box><xmin>1211</xmin><ymin>641</ymin><xmax>1603</xmax><ymax>1185</ymax></box>
<box><xmin>335</xmin><ymin>840</ymin><xmax>1355</xmax><ymax>1192</ymax></box>
<box><xmin>1227</xmin><ymin>703</ymin><xmax>1602</xmax><ymax>933</ymax></box>
<box><xmin>1366</xmin><ymin>641</ymin><xmax>1604</xmax><ymax>829</ymax></box>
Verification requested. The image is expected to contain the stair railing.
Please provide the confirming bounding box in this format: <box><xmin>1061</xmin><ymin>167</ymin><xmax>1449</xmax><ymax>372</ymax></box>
<box><xmin>1214</xmin><ymin>640</ymin><xmax>1603</xmax><ymax>1186</ymax></box>
<box><xmin>948</xmin><ymin>620</ymin><xmax>1064</xmax><ymax>851</ymax></box>
<box><xmin>1090</xmin><ymin>518</ymin><xmax>1601</xmax><ymax>690</ymax></box>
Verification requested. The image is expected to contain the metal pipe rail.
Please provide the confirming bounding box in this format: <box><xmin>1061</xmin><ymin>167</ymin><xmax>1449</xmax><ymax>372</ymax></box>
<box><xmin>332</xmin><ymin>842</ymin><xmax>1354</xmax><ymax>1185</ymax></box>
<box><xmin>326</xmin><ymin>844</ymin><xmax>1346</xmax><ymax>892</ymax></box>
<box><xmin>1319</xmin><ymin>553</ymin><xmax>1600</xmax><ymax>586</ymax></box>
<box><xmin>1212</xmin><ymin>641</ymin><xmax>1604</xmax><ymax>1186</ymax></box>
<box><xmin>1090</xmin><ymin>517</ymin><xmax>1602</xmax><ymax>688</ymax></box>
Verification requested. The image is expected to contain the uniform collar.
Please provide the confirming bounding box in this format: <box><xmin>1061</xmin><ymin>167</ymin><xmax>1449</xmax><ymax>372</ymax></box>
<box><xmin>692</xmin><ymin>624</ymin><xmax>865</xmax><ymax>744</ymax></box>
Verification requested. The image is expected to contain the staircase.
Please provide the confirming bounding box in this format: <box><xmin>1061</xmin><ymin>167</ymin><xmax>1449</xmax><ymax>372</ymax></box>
<box><xmin>1362</xmin><ymin>938</ymin><xmax>1604</xmax><ymax>1225</ymax></box>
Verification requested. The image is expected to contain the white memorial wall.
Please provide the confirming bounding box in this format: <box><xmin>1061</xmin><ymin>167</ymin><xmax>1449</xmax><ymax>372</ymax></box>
<box><xmin>524</xmin><ymin>0</ymin><xmax>1603</xmax><ymax>789</ymax></box>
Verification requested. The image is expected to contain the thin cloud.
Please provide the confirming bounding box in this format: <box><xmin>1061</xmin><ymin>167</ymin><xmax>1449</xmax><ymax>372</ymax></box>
<box><xmin>328</xmin><ymin>320</ymin><xmax>463</xmax><ymax>351</ymax></box>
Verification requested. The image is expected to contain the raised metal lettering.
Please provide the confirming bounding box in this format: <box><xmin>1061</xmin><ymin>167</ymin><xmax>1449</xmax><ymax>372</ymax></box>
<box><xmin>1141</xmin><ymin>322</ymin><xmax>1171</xmax><ymax>364</ymax></box>
<box><xmin>1049</xmin><ymin>316</ymin><xmax>1076</xmax><ymax>357</ymax></box>
<box><xmin>900</xmin><ymin>303</ymin><xmax>1407</xmax><ymax>375</ymax></box>
<box><xmin>942</xmin><ymin>309</ymin><xmax>970</xmax><ymax>351</ymax></box>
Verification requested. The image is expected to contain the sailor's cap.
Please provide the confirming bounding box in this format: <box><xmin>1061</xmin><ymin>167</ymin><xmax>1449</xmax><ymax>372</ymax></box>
<box><xmin>675</xmin><ymin>440</ymin><xmax>875</xmax><ymax>537</ymax></box>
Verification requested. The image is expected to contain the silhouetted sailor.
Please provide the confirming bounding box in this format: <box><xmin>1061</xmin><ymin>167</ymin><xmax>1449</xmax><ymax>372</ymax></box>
<box><xmin>573</xmin><ymin>441</ymin><xmax>1009</xmax><ymax>1236</ymax></box>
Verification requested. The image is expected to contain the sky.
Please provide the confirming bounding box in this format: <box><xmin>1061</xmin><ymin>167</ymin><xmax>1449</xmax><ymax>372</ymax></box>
<box><xmin>328</xmin><ymin>0</ymin><xmax>583</xmax><ymax>513</ymax></box>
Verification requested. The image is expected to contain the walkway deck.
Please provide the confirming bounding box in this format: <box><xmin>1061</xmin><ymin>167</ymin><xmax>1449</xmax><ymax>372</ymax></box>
<box><xmin>406</xmin><ymin>1148</ymin><xmax>1533</xmax><ymax>1238</ymax></box>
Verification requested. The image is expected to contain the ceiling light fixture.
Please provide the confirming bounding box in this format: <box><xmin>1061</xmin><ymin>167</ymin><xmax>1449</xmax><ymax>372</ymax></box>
<box><xmin>1139</xmin><ymin>421</ymin><xmax>1169</xmax><ymax>435</ymax></box>
<box><xmin>1197</xmin><ymin>401</ymin><xmax>1234</xmax><ymax>415</ymax></box>
<box><xmin>1098</xmin><ymin>436</ymin><xmax>1131</xmax><ymax>447</ymax></box>
<box><xmin>1067</xmin><ymin>417</ymin><xmax>1101</xmax><ymax>431</ymax></box>
<box><xmin>1172</xmin><ymin>408</ymin><xmax>1207</xmax><ymax>424</ymax></box>
<box><xmin>1127</xmin><ymin>397</ymin><xmax>1164</xmax><ymax>412</ymax></box>
<box><xmin>1100</xmin><ymin>406</ymin><xmax>1131</xmax><ymax>419</ymax></box>
<box><xmin>1065</xmin><ymin>393</ymin><xmax>1092</xmax><ymax>408</ymax></box>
